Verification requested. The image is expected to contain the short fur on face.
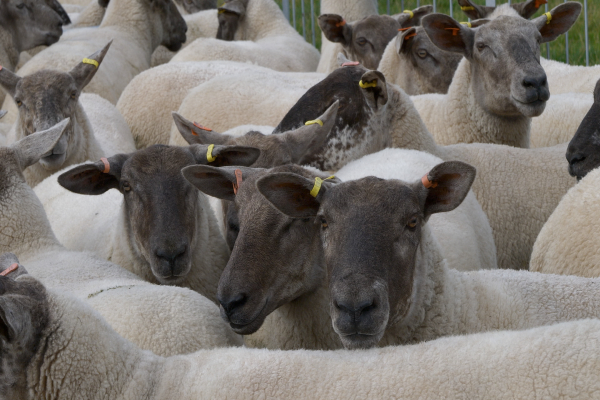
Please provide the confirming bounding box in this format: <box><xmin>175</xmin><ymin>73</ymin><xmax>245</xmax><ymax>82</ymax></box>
<box><xmin>150</xmin><ymin>0</ymin><xmax>187</xmax><ymax>51</ymax></box>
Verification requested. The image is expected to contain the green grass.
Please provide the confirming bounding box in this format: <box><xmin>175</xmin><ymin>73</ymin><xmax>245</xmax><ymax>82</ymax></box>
<box><xmin>273</xmin><ymin>0</ymin><xmax>598</xmax><ymax>66</ymax></box>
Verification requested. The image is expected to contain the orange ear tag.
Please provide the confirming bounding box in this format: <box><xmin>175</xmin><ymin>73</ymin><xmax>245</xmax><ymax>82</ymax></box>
<box><xmin>398</xmin><ymin>27</ymin><xmax>411</xmax><ymax>32</ymax></box>
<box><xmin>0</xmin><ymin>66</ymin><xmax>3</xmax><ymax>71</ymax></box>
<box><xmin>335</xmin><ymin>19</ymin><xmax>346</xmax><ymax>27</ymax></box>
<box><xmin>422</xmin><ymin>174</ymin><xmax>438</xmax><ymax>189</ymax></box>
<box><xmin>191</xmin><ymin>122</ymin><xmax>212</xmax><ymax>136</ymax></box>
<box><xmin>342</xmin><ymin>61</ymin><xmax>360</xmax><ymax>67</ymax></box>
<box><xmin>405</xmin><ymin>32</ymin><xmax>417</xmax><ymax>40</ymax></box>
<box><xmin>0</xmin><ymin>263</ymin><xmax>18</xmax><ymax>277</ymax></box>
<box><xmin>232</xmin><ymin>169</ymin><xmax>243</xmax><ymax>195</ymax></box>
<box><xmin>534</xmin><ymin>0</ymin><xmax>547</xmax><ymax>8</ymax></box>
<box><xmin>445</xmin><ymin>28</ymin><xmax>460</xmax><ymax>36</ymax></box>
<box><xmin>100</xmin><ymin>157</ymin><xmax>110</xmax><ymax>173</ymax></box>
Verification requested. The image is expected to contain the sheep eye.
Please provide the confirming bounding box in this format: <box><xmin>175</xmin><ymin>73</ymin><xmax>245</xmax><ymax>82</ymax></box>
<box><xmin>356</xmin><ymin>38</ymin><xmax>367</xmax><ymax>46</ymax></box>
<box><xmin>417</xmin><ymin>49</ymin><xmax>427</xmax><ymax>58</ymax></box>
<box><xmin>407</xmin><ymin>217</ymin><xmax>418</xmax><ymax>230</ymax></box>
<box><xmin>16</xmin><ymin>3</ymin><xmax>25</xmax><ymax>9</ymax></box>
<box><xmin>16</xmin><ymin>100</ymin><xmax>22</xmax><ymax>107</ymax></box>
<box><xmin>476</xmin><ymin>43</ymin><xmax>486</xmax><ymax>52</ymax></box>
<box><xmin>122</xmin><ymin>182</ymin><xmax>131</xmax><ymax>192</ymax></box>
<box><xmin>321</xmin><ymin>217</ymin><xmax>328</xmax><ymax>229</ymax></box>
<box><xmin>70</xmin><ymin>91</ymin><xmax>77</xmax><ymax>99</ymax></box>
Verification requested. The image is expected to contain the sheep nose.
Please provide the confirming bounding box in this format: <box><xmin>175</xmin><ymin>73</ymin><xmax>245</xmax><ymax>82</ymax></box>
<box><xmin>335</xmin><ymin>299</ymin><xmax>376</xmax><ymax>321</ymax></box>
<box><xmin>155</xmin><ymin>245</ymin><xmax>187</xmax><ymax>266</ymax></box>
<box><xmin>567</xmin><ymin>152</ymin><xmax>586</xmax><ymax>167</ymax></box>
<box><xmin>522</xmin><ymin>74</ymin><xmax>547</xmax><ymax>90</ymax></box>
<box><xmin>219</xmin><ymin>293</ymin><xmax>248</xmax><ymax>316</ymax></box>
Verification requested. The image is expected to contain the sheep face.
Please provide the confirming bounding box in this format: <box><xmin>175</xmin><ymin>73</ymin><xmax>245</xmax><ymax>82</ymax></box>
<box><xmin>0</xmin><ymin>0</ymin><xmax>66</xmax><ymax>52</ymax></box>
<box><xmin>58</xmin><ymin>144</ymin><xmax>259</xmax><ymax>286</ymax></box>
<box><xmin>0</xmin><ymin>273</ymin><xmax>50</xmax><ymax>400</ymax></box>
<box><xmin>458</xmin><ymin>0</ymin><xmax>547</xmax><ymax>20</ymax></box>
<box><xmin>0</xmin><ymin>44</ymin><xmax>110</xmax><ymax>173</ymax></box>
<box><xmin>422</xmin><ymin>3</ymin><xmax>581</xmax><ymax>119</ymax></box>
<box><xmin>216</xmin><ymin>0</ymin><xmax>246</xmax><ymax>41</ymax></box>
<box><xmin>256</xmin><ymin>162</ymin><xmax>476</xmax><ymax>349</ymax></box>
<box><xmin>175</xmin><ymin>0</ymin><xmax>216</xmax><ymax>14</ymax></box>
<box><xmin>183</xmin><ymin>165</ymin><xmax>328</xmax><ymax>336</ymax></box>
<box><xmin>149</xmin><ymin>0</ymin><xmax>187</xmax><ymax>51</ymax></box>
<box><xmin>393</xmin><ymin>27</ymin><xmax>463</xmax><ymax>95</ymax></box>
<box><xmin>566</xmin><ymin>79</ymin><xmax>600</xmax><ymax>180</ymax></box>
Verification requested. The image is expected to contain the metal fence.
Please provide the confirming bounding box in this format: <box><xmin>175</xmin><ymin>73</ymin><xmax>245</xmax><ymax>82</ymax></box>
<box><xmin>278</xmin><ymin>0</ymin><xmax>592</xmax><ymax>66</ymax></box>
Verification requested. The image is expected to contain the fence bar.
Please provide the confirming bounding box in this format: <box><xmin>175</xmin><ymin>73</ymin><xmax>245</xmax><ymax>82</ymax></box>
<box><xmin>387</xmin><ymin>0</ymin><xmax>390</xmax><ymax>15</ymax></box>
<box><xmin>433</xmin><ymin>0</ymin><xmax>436</xmax><ymax>13</ymax></box>
<box><xmin>485</xmin><ymin>0</ymin><xmax>495</xmax><ymax>6</ymax></box>
<box><xmin>292</xmin><ymin>0</ymin><xmax>296</xmax><ymax>29</ymax></box>
<box><xmin>545</xmin><ymin>3</ymin><xmax>550</xmax><ymax>59</ymax></box>
<box><xmin>401</xmin><ymin>0</ymin><xmax>404</xmax><ymax>13</ymax></box>
<box><xmin>282</xmin><ymin>0</ymin><xmax>290</xmax><ymax>20</ymax></box>
<box><xmin>310</xmin><ymin>0</ymin><xmax>316</xmax><ymax>47</ymax></box>
<box><xmin>584</xmin><ymin>0</ymin><xmax>589</xmax><ymax>66</ymax></box>
<box><xmin>449</xmin><ymin>0</ymin><xmax>453</xmax><ymax>18</ymax></box>
<box><xmin>301</xmin><ymin>0</ymin><xmax>306</xmax><ymax>40</ymax></box>
<box><xmin>417</xmin><ymin>0</ymin><xmax>419</xmax><ymax>7</ymax></box>
<box><xmin>564</xmin><ymin>0</ymin><xmax>569</xmax><ymax>64</ymax></box>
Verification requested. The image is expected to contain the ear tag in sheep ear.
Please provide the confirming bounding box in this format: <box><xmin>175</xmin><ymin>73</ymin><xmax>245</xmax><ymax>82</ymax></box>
<box><xmin>544</xmin><ymin>12</ymin><xmax>552</xmax><ymax>24</ymax></box>
<box><xmin>218</xmin><ymin>9</ymin><xmax>225</xmax><ymax>14</ymax></box>
<box><xmin>445</xmin><ymin>28</ymin><xmax>460</xmax><ymax>36</ymax></box>
<box><xmin>305</xmin><ymin>119</ymin><xmax>323</xmax><ymax>127</ymax></box>
<box><xmin>535</xmin><ymin>0</ymin><xmax>547</xmax><ymax>8</ymax></box>
<box><xmin>405</xmin><ymin>32</ymin><xmax>417</xmax><ymax>40</ymax></box>
<box><xmin>359</xmin><ymin>80</ymin><xmax>377</xmax><ymax>89</ymax></box>
<box><xmin>0</xmin><ymin>66</ymin><xmax>3</xmax><ymax>71</ymax></box>
<box><xmin>310</xmin><ymin>176</ymin><xmax>335</xmax><ymax>198</ymax></box>
<box><xmin>402</xmin><ymin>9</ymin><xmax>414</xmax><ymax>18</ymax></box>
<box><xmin>207</xmin><ymin>144</ymin><xmax>217</xmax><ymax>163</ymax></box>
<box><xmin>335</xmin><ymin>19</ymin><xmax>346</xmax><ymax>27</ymax></box>
<box><xmin>0</xmin><ymin>263</ymin><xmax>18</xmax><ymax>277</ymax></box>
<box><xmin>232</xmin><ymin>169</ymin><xmax>243</xmax><ymax>195</ymax></box>
<box><xmin>460</xmin><ymin>6</ymin><xmax>475</xmax><ymax>11</ymax></box>
<box><xmin>460</xmin><ymin>22</ymin><xmax>472</xmax><ymax>28</ymax></box>
<box><xmin>421</xmin><ymin>174</ymin><xmax>438</xmax><ymax>189</ymax></box>
<box><xmin>82</xmin><ymin>58</ymin><xmax>99</xmax><ymax>68</ymax></box>
<box><xmin>100</xmin><ymin>157</ymin><xmax>110</xmax><ymax>174</ymax></box>
<box><xmin>342</xmin><ymin>61</ymin><xmax>360</xmax><ymax>67</ymax></box>
<box><xmin>192</xmin><ymin>122</ymin><xmax>212</xmax><ymax>135</ymax></box>
<box><xmin>398</xmin><ymin>27</ymin><xmax>411</xmax><ymax>32</ymax></box>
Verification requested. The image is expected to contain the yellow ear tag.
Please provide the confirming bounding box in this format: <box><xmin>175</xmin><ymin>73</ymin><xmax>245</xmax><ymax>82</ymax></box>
<box><xmin>82</xmin><ymin>58</ymin><xmax>99</xmax><ymax>68</ymax></box>
<box><xmin>403</xmin><ymin>10</ymin><xmax>414</xmax><ymax>19</ymax></box>
<box><xmin>544</xmin><ymin>12</ymin><xmax>552</xmax><ymax>24</ymax></box>
<box><xmin>310</xmin><ymin>176</ymin><xmax>335</xmax><ymax>198</ymax></box>
<box><xmin>460</xmin><ymin>22</ymin><xmax>472</xmax><ymax>28</ymax></box>
<box><xmin>207</xmin><ymin>144</ymin><xmax>217</xmax><ymax>163</ymax></box>
<box><xmin>461</xmin><ymin>6</ymin><xmax>475</xmax><ymax>11</ymax></box>
<box><xmin>305</xmin><ymin>119</ymin><xmax>323</xmax><ymax>127</ymax></box>
<box><xmin>218</xmin><ymin>9</ymin><xmax>225</xmax><ymax>14</ymax></box>
<box><xmin>359</xmin><ymin>80</ymin><xmax>377</xmax><ymax>89</ymax></box>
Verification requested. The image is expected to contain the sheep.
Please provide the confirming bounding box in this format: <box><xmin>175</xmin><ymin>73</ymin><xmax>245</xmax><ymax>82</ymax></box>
<box><xmin>317</xmin><ymin>5</ymin><xmax>433</xmax><ymax>70</ymax></box>
<box><xmin>0</xmin><ymin>120</ymin><xmax>242</xmax><ymax>357</ymax></box>
<box><xmin>5</xmin><ymin>271</ymin><xmax>600</xmax><ymax>399</ymax></box>
<box><xmin>34</xmin><ymin>142</ymin><xmax>260</xmax><ymax>303</ymax></box>
<box><xmin>0</xmin><ymin>0</ymin><xmax>68</xmax><ymax>105</ymax></box>
<box><xmin>256</xmin><ymin>161</ymin><xmax>600</xmax><ymax>350</ymax></box>
<box><xmin>273</xmin><ymin>64</ymin><xmax>576</xmax><ymax>271</ymax></box>
<box><xmin>169</xmin><ymin>0</ymin><xmax>320</xmax><ymax>73</ymax></box>
<box><xmin>216</xmin><ymin>0</ymin><xmax>249</xmax><ymax>41</ymax></box>
<box><xmin>457</xmin><ymin>0</ymin><xmax>546</xmax><ymax>20</ymax></box>
<box><xmin>410</xmin><ymin>4</ymin><xmax>581</xmax><ymax>147</ymax></box>
<box><xmin>182</xmin><ymin>156</ymin><xmax>496</xmax><ymax>349</ymax></box>
<box><xmin>4</xmin><ymin>0</ymin><xmax>187</xmax><ymax>109</ymax></box>
<box><xmin>0</xmin><ymin>45</ymin><xmax>136</xmax><ymax>187</ymax></box>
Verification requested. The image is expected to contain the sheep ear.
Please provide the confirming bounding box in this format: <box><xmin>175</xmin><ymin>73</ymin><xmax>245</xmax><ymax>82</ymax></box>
<box><xmin>69</xmin><ymin>41</ymin><xmax>112</xmax><ymax>91</ymax></box>
<box><xmin>395</xmin><ymin>27</ymin><xmax>417</xmax><ymax>54</ymax></box>
<box><xmin>57</xmin><ymin>153</ymin><xmax>129</xmax><ymax>195</ymax></box>
<box><xmin>0</xmin><ymin>67</ymin><xmax>21</xmax><ymax>99</ymax></box>
<box><xmin>418</xmin><ymin>161</ymin><xmax>476</xmax><ymax>218</ymax></box>
<box><xmin>532</xmin><ymin>2</ymin><xmax>581</xmax><ymax>44</ymax></box>
<box><xmin>11</xmin><ymin>119</ymin><xmax>69</xmax><ymax>170</ymax></box>
<box><xmin>456</xmin><ymin>0</ymin><xmax>491</xmax><ymax>19</ymax></box>
<box><xmin>182</xmin><ymin>165</ymin><xmax>258</xmax><ymax>202</ymax></box>
<box><xmin>422</xmin><ymin>13</ymin><xmax>475</xmax><ymax>58</ymax></box>
<box><xmin>0</xmin><ymin>253</ymin><xmax>28</xmax><ymax>278</ymax></box>
<box><xmin>0</xmin><ymin>110</ymin><xmax>7</xmax><ymax>120</ymax></box>
<box><xmin>219</xmin><ymin>0</ymin><xmax>245</xmax><ymax>16</ymax></box>
<box><xmin>394</xmin><ymin>5</ymin><xmax>433</xmax><ymax>27</ymax></box>
<box><xmin>47</xmin><ymin>0</ymin><xmax>71</xmax><ymax>25</ymax></box>
<box><xmin>359</xmin><ymin>71</ymin><xmax>388</xmax><ymax>110</ymax></box>
<box><xmin>282</xmin><ymin>100</ymin><xmax>339</xmax><ymax>164</ymax></box>
<box><xmin>172</xmin><ymin>112</ymin><xmax>232</xmax><ymax>145</ymax></box>
<box><xmin>188</xmin><ymin>144</ymin><xmax>261</xmax><ymax>167</ymax></box>
<box><xmin>318</xmin><ymin>14</ymin><xmax>353</xmax><ymax>46</ymax></box>
<box><xmin>512</xmin><ymin>0</ymin><xmax>547</xmax><ymax>20</ymax></box>
<box><xmin>256</xmin><ymin>172</ymin><xmax>325</xmax><ymax>219</ymax></box>
<box><xmin>594</xmin><ymin>80</ymin><xmax>600</xmax><ymax>104</ymax></box>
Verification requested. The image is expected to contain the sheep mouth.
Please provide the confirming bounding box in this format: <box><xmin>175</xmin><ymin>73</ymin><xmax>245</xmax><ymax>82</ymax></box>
<box><xmin>225</xmin><ymin>299</ymin><xmax>270</xmax><ymax>335</ymax></box>
<box><xmin>338</xmin><ymin>331</ymin><xmax>385</xmax><ymax>350</ymax></box>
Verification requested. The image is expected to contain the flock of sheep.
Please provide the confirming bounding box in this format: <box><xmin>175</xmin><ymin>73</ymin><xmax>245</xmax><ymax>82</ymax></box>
<box><xmin>2</xmin><ymin>0</ymin><xmax>600</xmax><ymax>397</ymax></box>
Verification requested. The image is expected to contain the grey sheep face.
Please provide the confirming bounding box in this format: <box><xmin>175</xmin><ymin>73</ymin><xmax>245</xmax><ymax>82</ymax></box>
<box><xmin>216</xmin><ymin>0</ymin><xmax>247</xmax><ymax>41</ymax></box>
<box><xmin>256</xmin><ymin>161</ymin><xmax>476</xmax><ymax>349</ymax></box>
<box><xmin>175</xmin><ymin>0</ymin><xmax>216</xmax><ymax>14</ymax></box>
<box><xmin>150</xmin><ymin>0</ymin><xmax>188</xmax><ymax>51</ymax></box>
<box><xmin>422</xmin><ymin>3</ymin><xmax>581</xmax><ymax>119</ymax></box>
<box><xmin>458</xmin><ymin>0</ymin><xmax>547</xmax><ymax>20</ymax></box>
<box><xmin>182</xmin><ymin>164</ymin><xmax>333</xmax><ymax>336</ymax></box>
<box><xmin>319</xmin><ymin>6</ymin><xmax>433</xmax><ymax>70</ymax></box>
<box><xmin>566</xmin><ymin>79</ymin><xmax>600</xmax><ymax>180</ymax></box>
<box><xmin>0</xmin><ymin>43</ymin><xmax>110</xmax><ymax>173</ymax></box>
<box><xmin>0</xmin><ymin>0</ymin><xmax>67</xmax><ymax>52</ymax></box>
<box><xmin>57</xmin><ymin>144</ymin><xmax>259</xmax><ymax>286</ymax></box>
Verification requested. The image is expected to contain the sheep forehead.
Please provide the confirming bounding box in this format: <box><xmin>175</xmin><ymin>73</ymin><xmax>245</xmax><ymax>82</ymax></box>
<box><xmin>352</xmin><ymin>15</ymin><xmax>399</xmax><ymax>43</ymax></box>
<box><xmin>476</xmin><ymin>16</ymin><xmax>539</xmax><ymax>45</ymax></box>
<box><xmin>17</xmin><ymin>70</ymin><xmax>76</xmax><ymax>100</ymax></box>
<box><xmin>123</xmin><ymin>146</ymin><xmax>195</xmax><ymax>180</ymax></box>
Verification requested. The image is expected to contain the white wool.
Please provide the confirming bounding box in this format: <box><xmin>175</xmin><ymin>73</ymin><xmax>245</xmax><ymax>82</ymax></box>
<box><xmin>68</xmin><ymin>0</ymin><xmax>106</xmax><ymax>28</ymax></box>
<box><xmin>335</xmin><ymin>148</ymin><xmax>497</xmax><ymax>271</ymax></box>
<box><xmin>33</xmin><ymin>164</ymin><xmax>230</xmax><ymax>303</ymax></box>
<box><xmin>24</xmin><ymin>286</ymin><xmax>600</xmax><ymax>399</ymax></box>
<box><xmin>6</xmin><ymin>93</ymin><xmax>135</xmax><ymax>187</ymax></box>
<box><xmin>58</xmin><ymin>0</ymin><xmax>93</xmax><ymax>7</ymax></box>
<box><xmin>542</xmin><ymin>57</ymin><xmax>600</xmax><ymax>95</ymax></box>
<box><xmin>530</xmin><ymin>167</ymin><xmax>600</xmax><ymax>277</ymax></box>
<box><xmin>170</xmin><ymin>0</ymin><xmax>320</xmax><ymax>72</ymax></box>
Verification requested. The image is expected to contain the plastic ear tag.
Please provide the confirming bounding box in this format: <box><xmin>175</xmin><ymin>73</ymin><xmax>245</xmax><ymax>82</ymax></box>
<box><xmin>218</xmin><ymin>9</ymin><xmax>225</xmax><ymax>14</ymax></box>
<box><xmin>460</xmin><ymin>6</ymin><xmax>475</xmax><ymax>11</ymax></box>
<box><xmin>305</xmin><ymin>119</ymin><xmax>323</xmax><ymax>127</ymax></box>
<box><xmin>232</xmin><ymin>169</ymin><xmax>243</xmax><ymax>195</ymax></box>
<box><xmin>535</xmin><ymin>0</ymin><xmax>547</xmax><ymax>8</ymax></box>
<box><xmin>0</xmin><ymin>263</ymin><xmax>18</xmax><ymax>277</ymax></box>
<box><xmin>398</xmin><ymin>27</ymin><xmax>411</xmax><ymax>32</ymax></box>
<box><xmin>342</xmin><ymin>61</ymin><xmax>360</xmax><ymax>67</ymax></box>
<box><xmin>445</xmin><ymin>27</ymin><xmax>460</xmax><ymax>36</ymax></box>
<box><xmin>544</xmin><ymin>12</ymin><xmax>552</xmax><ymax>24</ymax></box>
<box><xmin>335</xmin><ymin>19</ymin><xmax>346</xmax><ymax>27</ymax></box>
<box><xmin>310</xmin><ymin>176</ymin><xmax>334</xmax><ymax>198</ymax></box>
<box><xmin>405</xmin><ymin>32</ymin><xmax>417</xmax><ymax>40</ymax></box>
<box><xmin>0</xmin><ymin>65</ymin><xmax>3</xmax><ymax>71</ymax></box>
<box><xmin>460</xmin><ymin>22</ymin><xmax>472</xmax><ymax>28</ymax></box>
<box><xmin>193</xmin><ymin>122</ymin><xmax>212</xmax><ymax>132</ymax></box>
<box><xmin>403</xmin><ymin>10</ymin><xmax>414</xmax><ymax>18</ymax></box>
<box><xmin>100</xmin><ymin>157</ymin><xmax>110</xmax><ymax>173</ymax></box>
<box><xmin>359</xmin><ymin>79</ymin><xmax>377</xmax><ymax>89</ymax></box>
<box><xmin>82</xmin><ymin>58</ymin><xmax>99</xmax><ymax>68</ymax></box>
<box><xmin>207</xmin><ymin>144</ymin><xmax>217</xmax><ymax>162</ymax></box>
<box><xmin>421</xmin><ymin>174</ymin><xmax>438</xmax><ymax>189</ymax></box>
